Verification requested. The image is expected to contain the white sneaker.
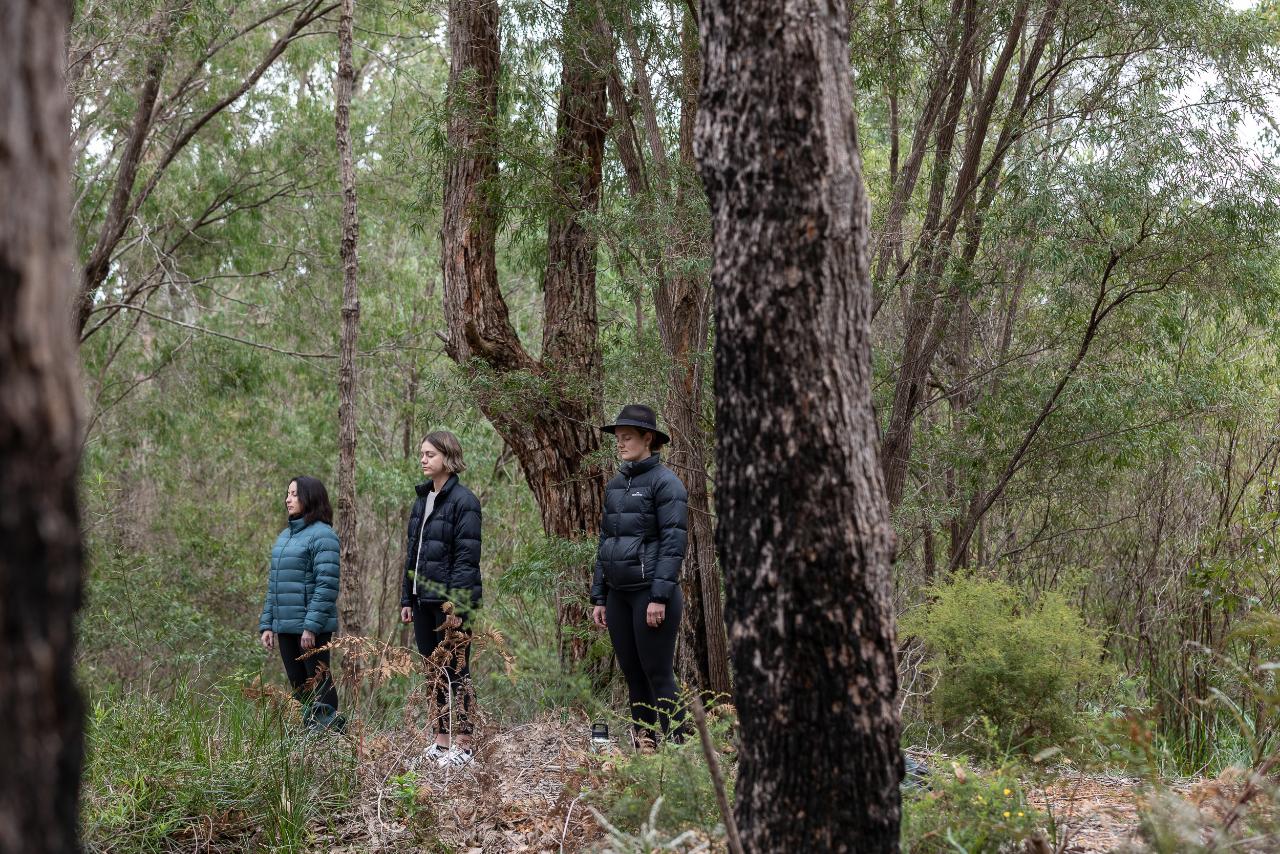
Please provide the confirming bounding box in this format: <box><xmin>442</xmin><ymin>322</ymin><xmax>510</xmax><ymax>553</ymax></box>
<box><xmin>437</xmin><ymin>745</ymin><xmax>475</xmax><ymax>767</ymax></box>
<box><xmin>424</xmin><ymin>743</ymin><xmax>449</xmax><ymax>762</ymax></box>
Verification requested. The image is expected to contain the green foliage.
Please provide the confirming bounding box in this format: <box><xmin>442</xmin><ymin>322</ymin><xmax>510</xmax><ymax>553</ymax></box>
<box><xmin>588</xmin><ymin>797</ymin><xmax>721</xmax><ymax>854</ymax></box>
<box><xmin>585</xmin><ymin>711</ymin><xmax>736</xmax><ymax>842</ymax></box>
<box><xmin>65</xmin><ymin>0</ymin><xmax>1280</xmax><ymax>845</ymax></box>
<box><xmin>901</xmin><ymin>762</ymin><xmax>1044</xmax><ymax>854</ymax></box>
<box><xmin>903</xmin><ymin>577</ymin><xmax>1113</xmax><ymax>750</ymax></box>
<box><xmin>81</xmin><ymin>682</ymin><xmax>355</xmax><ymax>853</ymax></box>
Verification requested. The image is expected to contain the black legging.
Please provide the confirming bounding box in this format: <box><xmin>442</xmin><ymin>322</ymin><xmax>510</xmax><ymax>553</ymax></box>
<box><xmin>606</xmin><ymin>586</ymin><xmax>684</xmax><ymax>738</ymax></box>
<box><xmin>277</xmin><ymin>631</ymin><xmax>338</xmax><ymax>711</ymax></box>
<box><xmin>413</xmin><ymin>600</ymin><xmax>473</xmax><ymax>734</ymax></box>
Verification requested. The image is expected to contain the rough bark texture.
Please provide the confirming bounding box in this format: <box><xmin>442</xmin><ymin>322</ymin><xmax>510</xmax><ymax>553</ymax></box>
<box><xmin>0</xmin><ymin>0</ymin><xmax>86</xmax><ymax>850</ymax></box>
<box><xmin>696</xmin><ymin>0</ymin><xmax>903</xmax><ymax>850</ymax></box>
<box><xmin>335</xmin><ymin>0</ymin><xmax>363</xmax><ymax>646</ymax></box>
<box><xmin>441</xmin><ymin>0</ymin><xmax>606</xmax><ymax>661</ymax></box>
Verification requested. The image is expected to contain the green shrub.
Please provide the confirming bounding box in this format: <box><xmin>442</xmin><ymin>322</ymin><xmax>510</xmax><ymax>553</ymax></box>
<box><xmin>902</xmin><ymin>762</ymin><xmax>1044</xmax><ymax>853</ymax></box>
<box><xmin>586</xmin><ymin>708</ymin><xmax>736</xmax><ymax>841</ymax></box>
<box><xmin>902</xmin><ymin>576</ymin><xmax>1113</xmax><ymax>749</ymax></box>
<box><xmin>589</xmin><ymin>742</ymin><xmax>728</xmax><ymax>838</ymax></box>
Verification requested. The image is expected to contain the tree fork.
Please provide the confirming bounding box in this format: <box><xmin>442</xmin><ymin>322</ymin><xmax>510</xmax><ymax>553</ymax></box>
<box><xmin>440</xmin><ymin>0</ymin><xmax>607</xmax><ymax>663</ymax></box>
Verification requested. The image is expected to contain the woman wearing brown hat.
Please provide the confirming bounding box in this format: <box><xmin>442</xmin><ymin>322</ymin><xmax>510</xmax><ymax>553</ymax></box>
<box><xmin>591</xmin><ymin>404</ymin><xmax>689</xmax><ymax>748</ymax></box>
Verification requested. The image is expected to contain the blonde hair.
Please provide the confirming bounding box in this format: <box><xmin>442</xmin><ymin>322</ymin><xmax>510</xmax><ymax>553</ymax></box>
<box><xmin>421</xmin><ymin>430</ymin><xmax>467</xmax><ymax>475</ymax></box>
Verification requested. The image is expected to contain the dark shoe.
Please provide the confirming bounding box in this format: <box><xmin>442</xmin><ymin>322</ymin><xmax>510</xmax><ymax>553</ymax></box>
<box><xmin>902</xmin><ymin>753</ymin><xmax>930</xmax><ymax>790</ymax></box>
<box><xmin>303</xmin><ymin>702</ymin><xmax>342</xmax><ymax>732</ymax></box>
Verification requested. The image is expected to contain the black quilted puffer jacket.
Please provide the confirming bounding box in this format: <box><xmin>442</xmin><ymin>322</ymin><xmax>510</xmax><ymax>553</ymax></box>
<box><xmin>400</xmin><ymin>475</ymin><xmax>482</xmax><ymax>609</ymax></box>
<box><xmin>590</xmin><ymin>454</ymin><xmax>688</xmax><ymax>605</ymax></box>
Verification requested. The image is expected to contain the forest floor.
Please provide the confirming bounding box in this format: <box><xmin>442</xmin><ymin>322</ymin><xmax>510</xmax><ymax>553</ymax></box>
<box><xmin>1031</xmin><ymin>772</ymin><xmax>1164</xmax><ymax>852</ymax></box>
<box><xmin>322</xmin><ymin>715</ymin><xmax>616</xmax><ymax>852</ymax></box>
<box><xmin>1029</xmin><ymin>766</ymin><xmax>1276</xmax><ymax>852</ymax></box>
<box><xmin>303</xmin><ymin>716</ymin><xmax>1272</xmax><ymax>853</ymax></box>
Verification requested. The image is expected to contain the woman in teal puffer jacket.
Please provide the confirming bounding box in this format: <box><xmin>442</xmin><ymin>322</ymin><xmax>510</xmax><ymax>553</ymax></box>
<box><xmin>259</xmin><ymin>476</ymin><xmax>341</xmax><ymax>720</ymax></box>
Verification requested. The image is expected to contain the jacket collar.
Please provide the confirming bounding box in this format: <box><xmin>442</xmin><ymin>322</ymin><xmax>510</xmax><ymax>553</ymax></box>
<box><xmin>620</xmin><ymin>454</ymin><xmax>662</xmax><ymax>478</ymax></box>
<box><xmin>416</xmin><ymin>473</ymin><xmax>458</xmax><ymax>500</ymax></box>
<box><xmin>288</xmin><ymin>516</ymin><xmax>309</xmax><ymax>533</ymax></box>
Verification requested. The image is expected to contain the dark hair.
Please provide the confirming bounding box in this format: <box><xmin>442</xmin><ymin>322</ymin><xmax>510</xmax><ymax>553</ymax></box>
<box><xmin>291</xmin><ymin>476</ymin><xmax>334</xmax><ymax>526</ymax></box>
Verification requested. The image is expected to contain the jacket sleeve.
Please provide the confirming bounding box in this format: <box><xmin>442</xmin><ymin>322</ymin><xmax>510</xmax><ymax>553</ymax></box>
<box><xmin>258</xmin><ymin>567</ymin><xmax>274</xmax><ymax>633</ymax></box>
<box><xmin>303</xmin><ymin>528</ymin><xmax>341</xmax><ymax>633</ymax></box>
<box><xmin>401</xmin><ymin>502</ymin><xmax>418</xmax><ymax>608</ymax></box>
<box><xmin>590</xmin><ymin>556</ymin><xmax>607</xmax><ymax>606</ymax></box>
<box><xmin>590</xmin><ymin>498</ymin><xmax>609</xmax><ymax>605</ymax></box>
<box><xmin>452</xmin><ymin>494</ymin><xmax>483</xmax><ymax>608</ymax></box>
<box><xmin>649</xmin><ymin>471</ymin><xmax>688</xmax><ymax>603</ymax></box>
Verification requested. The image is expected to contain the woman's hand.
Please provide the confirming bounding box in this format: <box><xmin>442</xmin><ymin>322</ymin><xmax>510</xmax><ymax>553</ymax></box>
<box><xmin>301</xmin><ymin>629</ymin><xmax>316</xmax><ymax>650</ymax></box>
<box><xmin>401</xmin><ymin>606</ymin><xmax>413</xmax><ymax>624</ymax></box>
<box><xmin>645</xmin><ymin>602</ymin><xmax>666</xmax><ymax>629</ymax></box>
<box><xmin>592</xmin><ymin>605</ymin><xmax>608</xmax><ymax>628</ymax></box>
<box><xmin>260</xmin><ymin>630</ymin><xmax>274</xmax><ymax>650</ymax></box>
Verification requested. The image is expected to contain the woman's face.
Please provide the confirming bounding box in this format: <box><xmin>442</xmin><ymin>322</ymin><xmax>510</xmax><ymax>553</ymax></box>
<box><xmin>420</xmin><ymin>440</ymin><xmax>448</xmax><ymax>480</ymax></box>
<box><xmin>285</xmin><ymin>481</ymin><xmax>303</xmax><ymax>516</ymax></box>
<box><xmin>614</xmin><ymin>427</ymin><xmax>652</xmax><ymax>462</ymax></box>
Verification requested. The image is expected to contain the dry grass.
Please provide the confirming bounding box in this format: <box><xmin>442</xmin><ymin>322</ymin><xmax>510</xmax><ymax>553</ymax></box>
<box><xmin>306</xmin><ymin>623</ymin><xmax>610</xmax><ymax>852</ymax></box>
<box><xmin>319</xmin><ymin>714</ymin><xmax>606</xmax><ymax>852</ymax></box>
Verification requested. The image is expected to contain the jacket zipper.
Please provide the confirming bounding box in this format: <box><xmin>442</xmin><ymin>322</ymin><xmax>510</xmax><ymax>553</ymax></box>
<box><xmin>275</xmin><ymin>528</ymin><xmax>297</xmax><ymax>621</ymax></box>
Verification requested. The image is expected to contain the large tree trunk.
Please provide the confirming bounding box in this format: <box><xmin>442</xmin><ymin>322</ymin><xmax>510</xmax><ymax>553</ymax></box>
<box><xmin>0</xmin><ymin>1</ymin><xmax>86</xmax><ymax>850</ymax></box>
<box><xmin>440</xmin><ymin>0</ymin><xmax>606</xmax><ymax>661</ymax></box>
<box><xmin>696</xmin><ymin>0</ymin><xmax>902</xmax><ymax>849</ymax></box>
<box><xmin>334</xmin><ymin>0</ymin><xmax>364</xmax><ymax>652</ymax></box>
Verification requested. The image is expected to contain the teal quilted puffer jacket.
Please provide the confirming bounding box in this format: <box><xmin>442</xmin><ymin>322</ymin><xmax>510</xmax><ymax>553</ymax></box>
<box><xmin>258</xmin><ymin>517</ymin><xmax>341</xmax><ymax>635</ymax></box>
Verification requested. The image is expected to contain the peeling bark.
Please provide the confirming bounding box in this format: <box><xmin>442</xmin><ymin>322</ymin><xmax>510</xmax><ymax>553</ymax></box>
<box><xmin>441</xmin><ymin>0</ymin><xmax>607</xmax><ymax>661</ymax></box>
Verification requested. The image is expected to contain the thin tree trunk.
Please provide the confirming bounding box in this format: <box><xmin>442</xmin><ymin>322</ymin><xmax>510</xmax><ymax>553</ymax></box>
<box><xmin>879</xmin><ymin>0</ymin><xmax>1059</xmax><ymax>508</ymax></box>
<box><xmin>77</xmin><ymin>1</ymin><xmax>185</xmax><ymax>332</ymax></box>
<box><xmin>441</xmin><ymin>0</ymin><xmax>607</xmax><ymax>662</ymax></box>
<box><xmin>334</xmin><ymin>0</ymin><xmax>363</xmax><ymax>652</ymax></box>
<box><xmin>667</xmin><ymin>7</ymin><xmax>729</xmax><ymax>697</ymax></box>
<box><xmin>0</xmin><ymin>1</ymin><xmax>85</xmax><ymax>849</ymax></box>
<box><xmin>697</xmin><ymin>1</ymin><xmax>902</xmax><ymax>849</ymax></box>
<box><xmin>607</xmin><ymin>5</ymin><xmax>730</xmax><ymax>695</ymax></box>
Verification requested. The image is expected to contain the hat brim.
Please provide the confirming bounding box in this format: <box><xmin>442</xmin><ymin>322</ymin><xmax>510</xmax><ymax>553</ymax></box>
<box><xmin>602</xmin><ymin>419</ymin><xmax>670</xmax><ymax>447</ymax></box>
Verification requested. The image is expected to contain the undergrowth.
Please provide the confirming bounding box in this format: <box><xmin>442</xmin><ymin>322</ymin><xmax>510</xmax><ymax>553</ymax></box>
<box><xmin>81</xmin><ymin>680</ymin><xmax>356</xmax><ymax>853</ymax></box>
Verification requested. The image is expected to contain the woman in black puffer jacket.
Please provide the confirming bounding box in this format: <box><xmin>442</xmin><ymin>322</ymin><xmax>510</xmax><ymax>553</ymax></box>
<box><xmin>399</xmin><ymin>429</ymin><xmax>482</xmax><ymax>767</ymax></box>
<box><xmin>591</xmin><ymin>404</ymin><xmax>689</xmax><ymax>749</ymax></box>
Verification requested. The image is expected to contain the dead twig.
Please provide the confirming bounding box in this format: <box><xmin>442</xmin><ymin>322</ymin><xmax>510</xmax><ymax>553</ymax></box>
<box><xmin>689</xmin><ymin>693</ymin><xmax>743</xmax><ymax>854</ymax></box>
